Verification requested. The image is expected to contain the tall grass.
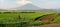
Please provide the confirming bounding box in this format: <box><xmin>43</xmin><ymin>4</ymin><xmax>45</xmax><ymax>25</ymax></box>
<box><xmin>0</xmin><ymin>12</ymin><xmax>55</xmax><ymax>27</ymax></box>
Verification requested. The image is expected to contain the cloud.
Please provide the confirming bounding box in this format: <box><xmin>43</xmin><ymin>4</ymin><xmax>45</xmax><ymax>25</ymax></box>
<box><xmin>0</xmin><ymin>0</ymin><xmax>4</xmax><ymax>3</ymax></box>
<box><xmin>16</xmin><ymin>0</ymin><xmax>32</xmax><ymax>5</ymax></box>
<box><xmin>0</xmin><ymin>0</ymin><xmax>60</xmax><ymax>9</ymax></box>
<box><xmin>0</xmin><ymin>0</ymin><xmax>5</xmax><ymax>9</ymax></box>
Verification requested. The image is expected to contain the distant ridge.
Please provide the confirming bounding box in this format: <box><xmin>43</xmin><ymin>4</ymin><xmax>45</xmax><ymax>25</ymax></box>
<box><xmin>16</xmin><ymin>3</ymin><xmax>41</xmax><ymax>10</ymax></box>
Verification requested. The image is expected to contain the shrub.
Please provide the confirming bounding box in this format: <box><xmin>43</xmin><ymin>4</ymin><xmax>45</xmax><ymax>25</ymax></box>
<box><xmin>29</xmin><ymin>20</ymin><xmax>51</xmax><ymax>26</ymax></box>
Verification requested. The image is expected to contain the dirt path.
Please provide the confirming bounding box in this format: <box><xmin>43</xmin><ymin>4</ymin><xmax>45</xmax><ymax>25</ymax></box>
<box><xmin>40</xmin><ymin>13</ymin><xmax>57</xmax><ymax>21</ymax></box>
<box><xmin>35</xmin><ymin>13</ymin><xmax>58</xmax><ymax>21</ymax></box>
<box><xmin>28</xmin><ymin>23</ymin><xmax>60</xmax><ymax>27</ymax></box>
<box><xmin>27</xmin><ymin>13</ymin><xmax>59</xmax><ymax>27</ymax></box>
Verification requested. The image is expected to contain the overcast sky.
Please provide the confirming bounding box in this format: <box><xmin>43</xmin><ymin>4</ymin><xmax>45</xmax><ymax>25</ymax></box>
<box><xmin>0</xmin><ymin>0</ymin><xmax>60</xmax><ymax>9</ymax></box>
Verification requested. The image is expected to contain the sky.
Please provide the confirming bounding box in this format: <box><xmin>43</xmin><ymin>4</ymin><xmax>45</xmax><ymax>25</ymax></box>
<box><xmin>0</xmin><ymin>0</ymin><xmax>60</xmax><ymax>9</ymax></box>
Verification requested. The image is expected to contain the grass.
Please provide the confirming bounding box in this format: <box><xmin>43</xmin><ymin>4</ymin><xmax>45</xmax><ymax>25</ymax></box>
<box><xmin>0</xmin><ymin>11</ymin><xmax>59</xmax><ymax>27</ymax></box>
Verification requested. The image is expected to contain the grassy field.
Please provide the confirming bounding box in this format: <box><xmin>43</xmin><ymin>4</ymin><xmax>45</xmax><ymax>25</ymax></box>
<box><xmin>0</xmin><ymin>11</ymin><xmax>60</xmax><ymax>27</ymax></box>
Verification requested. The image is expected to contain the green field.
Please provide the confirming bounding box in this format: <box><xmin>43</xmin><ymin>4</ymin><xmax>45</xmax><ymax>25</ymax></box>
<box><xmin>0</xmin><ymin>11</ymin><xmax>60</xmax><ymax>27</ymax></box>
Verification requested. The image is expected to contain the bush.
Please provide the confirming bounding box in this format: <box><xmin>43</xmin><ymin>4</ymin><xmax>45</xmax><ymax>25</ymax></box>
<box><xmin>29</xmin><ymin>20</ymin><xmax>51</xmax><ymax>26</ymax></box>
<box><xmin>42</xmin><ymin>20</ymin><xmax>51</xmax><ymax>24</ymax></box>
<box><xmin>53</xmin><ymin>16</ymin><xmax>60</xmax><ymax>23</ymax></box>
<box><xmin>3</xmin><ymin>12</ymin><xmax>11</xmax><ymax>14</ymax></box>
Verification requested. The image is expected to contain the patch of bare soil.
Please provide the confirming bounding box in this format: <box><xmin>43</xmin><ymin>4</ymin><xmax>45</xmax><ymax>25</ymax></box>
<box><xmin>27</xmin><ymin>13</ymin><xmax>59</xmax><ymax>27</ymax></box>
<box><xmin>29</xmin><ymin>23</ymin><xmax>60</xmax><ymax>27</ymax></box>
<box><xmin>40</xmin><ymin>13</ymin><xmax>57</xmax><ymax>21</ymax></box>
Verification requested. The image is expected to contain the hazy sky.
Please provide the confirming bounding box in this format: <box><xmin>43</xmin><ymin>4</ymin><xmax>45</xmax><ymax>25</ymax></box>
<box><xmin>0</xmin><ymin>0</ymin><xmax>60</xmax><ymax>9</ymax></box>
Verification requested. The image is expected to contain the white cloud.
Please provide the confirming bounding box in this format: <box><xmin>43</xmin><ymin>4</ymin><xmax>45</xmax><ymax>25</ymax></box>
<box><xmin>16</xmin><ymin>0</ymin><xmax>32</xmax><ymax>5</ymax></box>
<box><xmin>0</xmin><ymin>0</ymin><xmax>5</xmax><ymax>9</ymax></box>
<box><xmin>0</xmin><ymin>0</ymin><xmax>4</xmax><ymax>3</ymax></box>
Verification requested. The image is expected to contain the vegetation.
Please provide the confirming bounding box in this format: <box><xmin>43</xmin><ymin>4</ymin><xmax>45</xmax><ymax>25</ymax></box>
<box><xmin>0</xmin><ymin>11</ymin><xmax>60</xmax><ymax>27</ymax></box>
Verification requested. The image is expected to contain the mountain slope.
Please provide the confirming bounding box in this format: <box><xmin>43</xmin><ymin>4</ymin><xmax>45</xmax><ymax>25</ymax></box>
<box><xmin>16</xmin><ymin>3</ymin><xmax>41</xmax><ymax>10</ymax></box>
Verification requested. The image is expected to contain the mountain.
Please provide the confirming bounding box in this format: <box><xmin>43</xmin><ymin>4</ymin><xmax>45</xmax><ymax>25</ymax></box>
<box><xmin>16</xmin><ymin>3</ymin><xmax>41</xmax><ymax>10</ymax></box>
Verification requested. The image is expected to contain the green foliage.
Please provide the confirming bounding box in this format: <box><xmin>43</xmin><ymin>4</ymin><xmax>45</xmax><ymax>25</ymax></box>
<box><xmin>54</xmin><ymin>16</ymin><xmax>60</xmax><ymax>23</ymax></box>
<box><xmin>29</xmin><ymin>20</ymin><xmax>51</xmax><ymax>26</ymax></box>
<box><xmin>0</xmin><ymin>11</ymin><xmax>55</xmax><ymax>27</ymax></box>
<box><xmin>53</xmin><ymin>13</ymin><xmax>60</xmax><ymax>23</ymax></box>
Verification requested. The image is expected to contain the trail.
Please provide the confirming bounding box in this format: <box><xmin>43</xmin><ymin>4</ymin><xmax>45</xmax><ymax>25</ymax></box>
<box><xmin>28</xmin><ymin>13</ymin><xmax>60</xmax><ymax>27</ymax></box>
<box><xmin>40</xmin><ymin>13</ymin><xmax>57</xmax><ymax>21</ymax></box>
<box><xmin>30</xmin><ymin>23</ymin><xmax>60</xmax><ymax>27</ymax></box>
